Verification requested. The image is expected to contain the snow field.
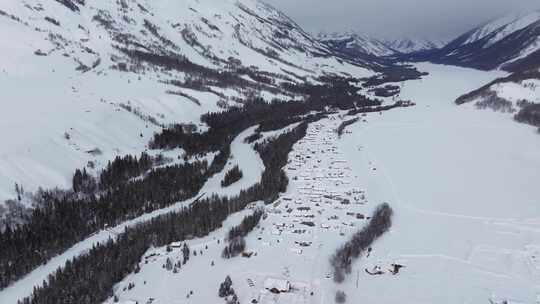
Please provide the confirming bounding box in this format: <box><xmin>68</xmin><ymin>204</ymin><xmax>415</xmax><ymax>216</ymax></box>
<box><xmin>336</xmin><ymin>63</ymin><xmax>540</xmax><ymax>303</ymax></box>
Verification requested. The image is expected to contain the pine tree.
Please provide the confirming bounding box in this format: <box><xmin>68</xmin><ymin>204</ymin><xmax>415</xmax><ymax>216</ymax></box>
<box><xmin>165</xmin><ymin>257</ymin><xmax>173</xmax><ymax>271</ymax></box>
<box><xmin>182</xmin><ymin>243</ymin><xmax>190</xmax><ymax>265</ymax></box>
<box><xmin>218</xmin><ymin>275</ymin><xmax>233</xmax><ymax>297</ymax></box>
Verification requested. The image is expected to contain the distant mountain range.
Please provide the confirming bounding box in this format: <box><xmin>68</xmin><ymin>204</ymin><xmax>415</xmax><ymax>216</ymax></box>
<box><xmin>317</xmin><ymin>32</ymin><xmax>447</xmax><ymax>57</ymax></box>
<box><xmin>317</xmin><ymin>11</ymin><xmax>540</xmax><ymax>133</ymax></box>
<box><xmin>320</xmin><ymin>10</ymin><xmax>540</xmax><ymax>73</ymax></box>
<box><xmin>411</xmin><ymin>10</ymin><xmax>540</xmax><ymax>72</ymax></box>
<box><xmin>445</xmin><ymin>11</ymin><xmax>540</xmax><ymax>132</ymax></box>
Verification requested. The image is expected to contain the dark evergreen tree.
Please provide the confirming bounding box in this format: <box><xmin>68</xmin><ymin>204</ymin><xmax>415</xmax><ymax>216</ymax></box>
<box><xmin>182</xmin><ymin>243</ymin><xmax>190</xmax><ymax>265</ymax></box>
<box><xmin>226</xmin><ymin>209</ymin><xmax>263</xmax><ymax>241</ymax></box>
<box><xmin>331</xmin><ymin>203</ymin><xmax>393</xmax><ymax>283</ymax></box>
<box><xmin>221</xmin><ymin>166</ymin><xmax>243</xmax><ymax>187</ymax></box>
<box><xmin>218</xmin><ymin>275</ymin><xmax>233</xmax><ymax>297</ymax></box>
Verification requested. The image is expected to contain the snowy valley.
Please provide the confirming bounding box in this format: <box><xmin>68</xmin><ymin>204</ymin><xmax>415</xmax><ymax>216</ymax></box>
<box><xmin>1</xmin><ymin>1</ymin><xmax>540</xmax><ymax>304</ymax></box>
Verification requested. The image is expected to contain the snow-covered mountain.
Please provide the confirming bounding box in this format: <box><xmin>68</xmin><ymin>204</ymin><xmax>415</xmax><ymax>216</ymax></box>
<box><xmin>434</xmin><ymin>11</ymin><xmax>540</xmax><ymax>132</ymax></box>
<box><xmin>419</xmin><ymin>10</ymin><xmax>540</xmax><ymax>72</ymax></box>
<box><xmin>317</xmin><ymin>32</ymin><xmax>447</xmax><ymax>71</ymax></box>
<box><xmin>454</xmin><ymin>62</ymin><xmax>540</xmax><ymax>132</ymax></box>
<box><xmin>384</xmin><ymin>38</ymin><xmax>446</xmax><ymax>54</ymax></box>
<box><xmin>318</xmin><ymin>32</ymin><xmax>395</xmax><ymax>57</ymax></box>
<box><xmin>0</xmin><ymin>0</ymin><xmax>373</xmax><ymax>202</ymax></box>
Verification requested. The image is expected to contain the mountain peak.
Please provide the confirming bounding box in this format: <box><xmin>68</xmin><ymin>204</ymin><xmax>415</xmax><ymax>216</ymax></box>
<box><xmin>384</xmin><ymin>37</ymin><xmax>447</xmax><ymax>54</ymax></box>
<box><xmin>418</xmin><ymin>10</ymin><xmax>540</xmax><ymax>72</ymax></box>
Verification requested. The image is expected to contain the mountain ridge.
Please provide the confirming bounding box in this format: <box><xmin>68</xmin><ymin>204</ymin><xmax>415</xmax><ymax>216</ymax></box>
<box><xmin>410</xmin><ymin>10</ymin><xmax>540</xmax><ymax>72</ymax></box>
<box><xmin>0</xmin><ymin>0</ymin><xmax>374</xmax><ymax>202</ymax></box>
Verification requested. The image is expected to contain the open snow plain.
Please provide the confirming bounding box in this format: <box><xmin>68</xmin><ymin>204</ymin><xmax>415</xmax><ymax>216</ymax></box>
<box><xmin>339</xmin><ymin>63</ymin><xmax>540</xmax><ymax>303</ymax></box>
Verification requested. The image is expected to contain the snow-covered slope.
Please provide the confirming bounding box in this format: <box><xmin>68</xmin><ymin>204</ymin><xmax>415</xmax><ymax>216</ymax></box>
<box><xmin>455</xmin><ymin>66</ymin><xmax>540</xmax><ymax>132</ymax></box>
<box><xmin>318</xmin><ymin>32</ymin><xmax>395</xmax><ymax>57</ymax></box>
<box><xmin>420</xmin><ymin>10</ymin><xmax>540</xmax><ymax>72</ymax></box>
<box><xmin>384</xmin><ymin>38</ymin><xmax>446</xmax><ymax>54</ymax></box>
<box><xmin>318</xmin><ymin>32</ymin><xmax>445</xmax><ymax>59</ymax></box>
<box><xmin>464</xmin><ymin>11</ymin><xmax>540</xmax><ymax>46</ymax></box>
<box><xmin>0</xmin><ymin>0</ymin><xmax>373</xmax><ymax>202</ymax></box>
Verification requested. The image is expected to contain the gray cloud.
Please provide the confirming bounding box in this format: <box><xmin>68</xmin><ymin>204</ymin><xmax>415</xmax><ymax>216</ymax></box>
<box><xmin>263</xmin><ymin>0</ymin><xmax>540</xmax><ymax>40</ymax></box>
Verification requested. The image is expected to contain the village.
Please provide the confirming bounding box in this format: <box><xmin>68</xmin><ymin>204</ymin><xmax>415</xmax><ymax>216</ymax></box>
<box><xmin>103</xmin><ymin>113</ymin><xmax>404</xmax><ymax>304</ymax></box>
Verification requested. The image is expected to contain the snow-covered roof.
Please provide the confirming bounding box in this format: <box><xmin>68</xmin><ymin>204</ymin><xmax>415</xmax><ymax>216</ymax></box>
<box><xmin>263</xmin><ymin>278</ymin><xmax>290</xmax><ymax>292</ymax></box>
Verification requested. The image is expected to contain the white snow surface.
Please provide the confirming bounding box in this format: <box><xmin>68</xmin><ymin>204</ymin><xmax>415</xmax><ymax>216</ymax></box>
<box><xmin>91</xmin><ymin>64</ymin><xmax>540</xmax><ymax>304</ymax></box>
<box><xmin>491</xmin><ymin>78</ymin><xmax>540</xmax><ymax>106</ymax></box>
<box><xmin>201</xmin><ymin>126</ymin><xmax>265</xmax><ymax>197</ymax></box>
<box><xmin>318</xmin><ymin>32</ymin><xmax>396</xmax><ymax>56</ymax></box>
<box><xmin>338</xmin><ymin>63</ymin><xmax>540</xmax><ymax>303</ymax></box>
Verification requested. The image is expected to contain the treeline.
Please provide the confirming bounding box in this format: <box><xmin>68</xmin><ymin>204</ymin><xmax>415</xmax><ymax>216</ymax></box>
<box><xmin>0</xmin><ymin>160</ymin><xmax>208</xmax><ymax>290</ymax></box>
<box><xmin>330</xmin><ymin>203</ymin><xmax>393</xmax><ymax>283</ymax></box>
<box><xmin>150</xmin><ymin>98</ymin><xmax>307</xmax><ymax>153</ymax></box>
<box><xmin>361</xmin><ymin>65</ymin><xmax>426</xmax><ymax>87</ymax></box>
<box><xmin>73</xmin><ymin>153</ymin><xmax>155</xmax><ymax>194</ymax></box>
<box><xmin>346</xmin><ymin>102</ymin><xmax>404</xmax><ymax>116</ymax></box>
<box><xmin>337</xmin><ymin>117</ymin><xmax>359</xmax><ymax>137</ymax></box>
<box><xmin>257</xmin><ymin>116</ymin><xmax>303</xmax><ymax>133</ymax></box>
<box><xmin>1</xmin><ymin>94</ymin><xmax>317</xmax><ymax>290</ymax></box>
<box><xmin>222</xmin><ymin>237</ymin><xmax>246</xmax><ymax>259</ymax></box>
<box><xmin>369</xmin><ymin>84</ymin><xmax>400</xmax><ymax>97</ymax></box>
<box><xmin>19</xmin><ymin>124</ymin><xmax>310</xmax><ymax>304</ymax></box>
<box><xmin>221</xmin><ymin>165</ymin><xmax>243</xmax><ymax>187</ymax></box>
<box><xmin>150</xmin><ymin>76</ymin><xmax>381</xmax><ymax>153</ymax></box>
<box><xmin>515</xmin><ymin>103</ymin><xmax>540</xmax><ymax>130</ymax></box>
<box><xmin>3</xmin><ymin>76</ymin><xmax>370</xmax><ymax>291</ymax></box>
<box><xmin>98</xmin><ymin>152</ymin><xmax>153</xmax><ymax>190</ymax></box>
<box><xmin>226</xmin><ymin>209</ymin><xmax>263</xmax><ymax>241</ymax></box>
<box><xmin>18</xmin><ymin>192</ymin><xmax>251</xmax><ymax>304</ymax></box>
<box><xmin>285</xmin><ymin>76</ymin><xmax>382</xmax><ymax>111</ymax></box>
<box><xmin>254</xmin><ymin>122</ymin><xmax>309</xmax><ymax>203</ymax></box>
<box><xmin>71</xmin><ymin>167</ymin><xmax>96</xmax><ymax>194</ymax></box>
<box><xmin>222</xmin><ymin>209</ymin><xmax>263</xmax><ymax>258</ymax></box>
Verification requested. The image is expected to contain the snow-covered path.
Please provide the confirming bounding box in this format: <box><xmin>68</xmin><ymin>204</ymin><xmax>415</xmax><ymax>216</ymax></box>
<box><xmin>0</xmin><ymin>126</ymin><xmax>264</xmax><ymax>304</ymax></box>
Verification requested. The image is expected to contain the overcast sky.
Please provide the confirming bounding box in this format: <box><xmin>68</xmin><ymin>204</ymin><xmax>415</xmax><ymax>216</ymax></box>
<box><xmin>263</xmin><ymin>0</ymin><xmax>540</xmax><ymax>40</ymax></box>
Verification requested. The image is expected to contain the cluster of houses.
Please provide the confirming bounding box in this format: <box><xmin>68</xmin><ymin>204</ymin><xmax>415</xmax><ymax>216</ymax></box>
<box><xmin>237</xmin><ymin>119</ymin><xmax>379</xmax><ymax>304</ymax></box>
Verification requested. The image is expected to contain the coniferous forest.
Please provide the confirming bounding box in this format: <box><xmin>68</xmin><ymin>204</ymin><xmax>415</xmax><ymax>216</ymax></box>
<box><xmin>221</xmin><ymin>165</ymin><xmax>243</xmax><ymax>187</ymax></box>
<box><xmin>331</xmin><ymin>203</ymin><xmax>394</xmax><ymax>283</ymax></box>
